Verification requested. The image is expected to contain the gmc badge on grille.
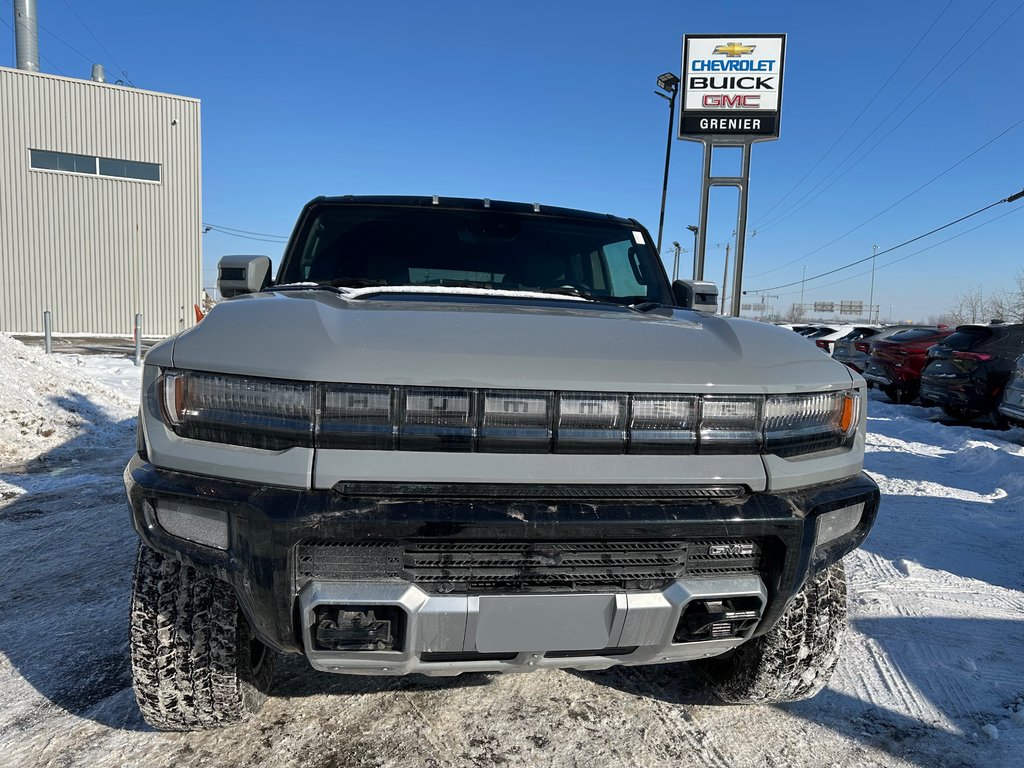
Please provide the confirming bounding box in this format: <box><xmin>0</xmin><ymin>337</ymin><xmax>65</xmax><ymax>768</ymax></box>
<box><xmin>708</xmin><ymin>543</ymin><xmax>755</xmax><ymax>557</ymax></box>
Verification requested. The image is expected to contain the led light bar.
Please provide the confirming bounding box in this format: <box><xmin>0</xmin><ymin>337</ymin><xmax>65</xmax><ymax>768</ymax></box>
<box><xmin>556</xmin><ymin>392</ymin><xmax>626</xmax><ymax>454</ymax></box>
<box><xmin>156</xmin><ymin>370</ymin><xmax>860</xmax><ymax>458</ymax></box>
<box><xmin>401</xmin><ymin>388</ymin><xmax>474</xmax><ymax>451</ymax></box>
<box><xmin>319</xmin><ymin>384</ymin><xmax>394</xmax><ymax>450</ymax></box>
<box><xmin>480</xmin><ymin>390</ymin><xmax>552</xmax><ymax>452</ymax></box>
<box><xmin>629</xmin><ymin>395</ymin><xmax>696</xmax><ymax>454</ymax></box>
<box><xmin>699</xmin><ymin>396</ymin><xmax>761</xmax><ymax>455</ymax></box>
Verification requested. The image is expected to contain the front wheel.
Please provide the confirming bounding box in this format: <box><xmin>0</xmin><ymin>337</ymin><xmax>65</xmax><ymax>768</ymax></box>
<box><xmin>691</xmin><ymin>561</ymin><xmax>847</xmax><ymax>704</ymax></box>
<box><xmin>129</xmin><ymin>543</ymin><xmax>275</xmax><ymax>730</ymax></box>
<box><xmin>942</xmin><ymin>405</ymin><xmax>980</xmax><ymax>421</ymax></box>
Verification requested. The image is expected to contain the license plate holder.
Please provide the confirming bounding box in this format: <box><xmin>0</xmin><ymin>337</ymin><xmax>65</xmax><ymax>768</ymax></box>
<box><xmin>474</xmin><ymin>594</ymin><xmax>620</xmax><ymax>653</ymax></box>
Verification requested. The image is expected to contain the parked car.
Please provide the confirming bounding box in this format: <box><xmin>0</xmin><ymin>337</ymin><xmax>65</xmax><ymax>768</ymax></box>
<box><xmin>814</xmin><ymin>325</ymin><xmax>881</xmax><ymax>356</ymax></box>
<box><xmin>833</xmin><ymin>325</ymin><xmax>917</xmax><ymax>374</ymax></box>
<box><xmin>861</xmin><ymin>326</ymin><xmax>953</xmax><ymax>404</ymax></box>
<box><xmin>997</xmin><ymin>352</ymin><xmax>1024</xmax><ymax>426</ymax></box>
<box><xmin>919</xmin><ymin>323</ymin><xmax>1024</xmax><ymax>425</ymax></box>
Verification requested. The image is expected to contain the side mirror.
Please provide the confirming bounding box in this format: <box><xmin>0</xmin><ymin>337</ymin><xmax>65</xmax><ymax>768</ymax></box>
<box><xmin>673</xmin><ymin>279</ymin><xmax>719</xmax><ymax>313</ymax></box>
<box><xmin>217</xmin><ymin>255</ymin><xmax>271</xmax><ymax>298</ymax></box>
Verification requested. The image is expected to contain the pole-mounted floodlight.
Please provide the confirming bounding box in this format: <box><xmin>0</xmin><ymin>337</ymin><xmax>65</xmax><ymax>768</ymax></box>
<box><xmin>654</xmin><ymin>72</ymin><xmax>681</xmax><ymax>256</ymax></box>
<box><xmin>657</xmin><ymin>72</ymin><xmax>681</xmax><ymax>93</ymax></box>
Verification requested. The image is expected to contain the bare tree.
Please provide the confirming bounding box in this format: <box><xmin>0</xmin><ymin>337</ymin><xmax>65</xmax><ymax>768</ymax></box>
<box><xmin>948</xmin><ymin>285</ymin><xmax>988</xmax><ymax>325</ymax></box>
<box><xmin>784</xmin><ymin>303</ymin><xmax>804</xmax><ymax>323</ymax></box>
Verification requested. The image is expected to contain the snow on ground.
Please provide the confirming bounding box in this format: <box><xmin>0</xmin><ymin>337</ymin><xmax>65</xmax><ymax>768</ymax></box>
<box><xmin>1</xmin><ymin>332</ymin><xmax>1023</xmax><ymax>767</ymax></box>
<box><xmin>0</xmin><ymin>334</ymin><xmax>138</xmax><ymax>467</ymax></box>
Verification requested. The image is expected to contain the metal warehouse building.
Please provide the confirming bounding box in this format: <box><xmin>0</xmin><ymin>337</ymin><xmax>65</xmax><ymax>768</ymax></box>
<box><xmin>0</xmin><ymin>64</ymin><xmax>202</xmax><ymax>337</ymax></box>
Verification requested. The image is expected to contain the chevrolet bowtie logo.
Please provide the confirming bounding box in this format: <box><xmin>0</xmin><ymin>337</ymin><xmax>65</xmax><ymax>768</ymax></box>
<box><xmin>713</xmin><ymin>42</ymin><xmax>757</xmax><ymax>57</ymax></box>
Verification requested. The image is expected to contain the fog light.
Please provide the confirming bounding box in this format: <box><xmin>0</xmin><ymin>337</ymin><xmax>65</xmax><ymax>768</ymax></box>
<box><xmin>154</xmin><ymin>499</ymin><xmax>229</xmax><ymax>550</ymax></box>
<box><xmin>814</xmin><ymin>502</ymin><xmax>865</xmax><ymax>548</ymax></box>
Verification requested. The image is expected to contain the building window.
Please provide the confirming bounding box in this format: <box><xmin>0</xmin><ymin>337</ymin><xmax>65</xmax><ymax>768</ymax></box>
<box><xmin>98</xmin><ymin>157</ymin><xmax>161</xmax><ymax>182</ymax></box>
<box><xmin>30</xmin><ymin>149</ymin><xmax>97</xmax><ymax>174</ymax></box>
<box><xmin>29</xmin><ymin>149</ymin><xmax>161</xmax><ymax>182</ymax></box>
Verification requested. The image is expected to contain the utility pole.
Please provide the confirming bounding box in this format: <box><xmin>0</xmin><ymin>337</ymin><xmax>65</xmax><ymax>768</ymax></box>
<box><xmin>671</xmin><ymin>241</ymin><xmax>683</xmax><ymax>281</ymax></box>
<box><xmin>720</xmin><ymin>243</ymin><xmax>730</xmax><ymax>314</ymax></box>
<box><xmin>868</xmin><ymin>244</ymin><xmax>878</xmax><ymax>323</ymax></box>
<box><xmin>799</xmin><ymin>266</ymin><xmax>806</xmax><ymax>316</ymax></box>
<box><xmin>686</xmin><ymin>225</ymin><xmax>699</xmax><ymax>280</ymax></box>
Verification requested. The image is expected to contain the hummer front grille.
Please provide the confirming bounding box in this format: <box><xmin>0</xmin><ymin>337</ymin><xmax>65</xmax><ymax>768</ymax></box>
<box><xmin>296</xmin><ymin>539</ymin><xmax>764</xmax><ymax>594</ymax></box>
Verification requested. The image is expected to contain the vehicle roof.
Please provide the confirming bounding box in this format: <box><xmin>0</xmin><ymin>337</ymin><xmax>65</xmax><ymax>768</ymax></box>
<box><xmin>306</xmin><ymin>195</ymin><xmax>640</xmax><ymax>227</ymax></box>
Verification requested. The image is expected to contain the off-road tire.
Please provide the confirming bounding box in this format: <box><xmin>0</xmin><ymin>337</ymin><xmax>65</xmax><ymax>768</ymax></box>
<box><xmin>692</xmin><ymin>560</ymin><xmax>847</xmax><ymax>704</ymax></box>
<box><xmin>941</xmin><ymin>405</ymin><xmax>980</xmax><ymax>422</ymax></box>
<box><xmin>129</xmin><ymin>543</ymin><xmax>275</xmax><ymax>730</ymax></box>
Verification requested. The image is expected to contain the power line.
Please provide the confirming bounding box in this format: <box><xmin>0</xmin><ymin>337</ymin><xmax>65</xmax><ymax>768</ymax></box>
<box><xmin>202</xmin><ymin>223</ymin><xmax>289</xmax><ymax>243</ymax></box>
<box><xmin>34</xmin><ymin>16</ymin><xmax>93</xmax><ymax>65</ymax></box>
<box><xmin>753</xmin><ymin>0</ymin><xmax>956</xmax><ymax>223</ymax></box>
<box><xmin>59</xmin><ymin>0</ymin><xmax>130</xmax><ymax>84</ymax></box>
<box><xmin>748</xmin><ymin>188</ymin><xmax>1024</xmax><ymax>293</ymax></box>
<box><xmin>755</xmin><ymin>0</ymin><xmax>1018</xmax><ymax>234</ymax></box>
<box><xmin>202</xmin><ymin>223</ymin><xmax>289</xmax><ymax>239</ymax></box>
<box><xmin>774</xmin><ymin>207</ymin><xmax>1024</xmax><ymax>301</ymax></box>
<box><xmin>0</xmin><ymin>12</ymin><xmax>67</xmax><ymax>75</ymax></box>
<box><xmin>747</xmin><ymin>115</ymin><xmax>1024</xmax><ymax>278</ymax></box>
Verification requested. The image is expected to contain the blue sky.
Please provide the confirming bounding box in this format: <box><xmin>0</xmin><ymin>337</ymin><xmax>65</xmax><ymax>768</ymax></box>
<box><xmin>4</xmin><ymin>0</ymin><xmax>1022</xmax><ymax>321</ymax></box>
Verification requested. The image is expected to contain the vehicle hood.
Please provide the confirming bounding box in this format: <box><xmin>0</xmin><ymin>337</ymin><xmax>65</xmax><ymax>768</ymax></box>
<box><xmin>164</xmin><ymin>291</ymin><xmax>855</xmax><ymax>393</ymax></box>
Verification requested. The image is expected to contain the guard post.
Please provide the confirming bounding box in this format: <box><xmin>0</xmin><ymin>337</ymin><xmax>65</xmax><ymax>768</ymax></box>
<box><xmin>678</xmin><ymin>34</ymin><xmax>786</xmax><ymax>316</ymax></box>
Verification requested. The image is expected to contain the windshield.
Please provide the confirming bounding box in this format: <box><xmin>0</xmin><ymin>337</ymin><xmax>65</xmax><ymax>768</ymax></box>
<box><xmin>277</xmin><ymin>204</ymin><xmax>673</xmax><ymax>305</ymax></box>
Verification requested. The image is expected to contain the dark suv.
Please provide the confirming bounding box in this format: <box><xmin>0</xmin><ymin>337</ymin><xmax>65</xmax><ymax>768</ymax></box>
<box><xmin>861</xmin><ymin>326</ymin><xmax>952</xmax><ymax>404</ymax></box>
<box><xmin>919</xmin><ymin>323</ymin><xmax>1024</xmax><ymax>424</ymax></box>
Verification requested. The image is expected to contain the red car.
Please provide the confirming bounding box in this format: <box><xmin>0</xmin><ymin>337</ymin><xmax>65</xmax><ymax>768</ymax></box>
<box><xmin>861</xmin><ymin>326</ymin><xmax>952</xmax><ymax>404</ymax></box>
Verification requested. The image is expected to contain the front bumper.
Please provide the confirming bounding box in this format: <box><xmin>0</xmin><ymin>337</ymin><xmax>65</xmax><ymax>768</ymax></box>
<box><xmin>124</xmin><ymin>456</ymin><xmax>879</xmax><ymax>673</ymax></box>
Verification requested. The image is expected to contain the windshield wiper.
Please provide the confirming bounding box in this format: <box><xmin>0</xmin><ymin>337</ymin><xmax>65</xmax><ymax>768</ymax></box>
<box><xmin>629</xmin><ymin>300</ymin><xmax>674</xmax><ymax>314</ymax></box>
<box><xmin>269</xmin><ymin>277</ymin><xmax>384</xmax><ymax>294</ymax></box>
<box><xmin>329</xmin><ymin>277</ymin><xmax>386</xmax><ymax>288</ymax></box>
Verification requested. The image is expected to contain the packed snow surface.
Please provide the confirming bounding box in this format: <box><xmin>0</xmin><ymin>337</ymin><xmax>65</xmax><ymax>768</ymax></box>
<box><xmin>2</xmin><ymin>332</ymin><xmax>1023</xmax><ymax>767</ymax></box>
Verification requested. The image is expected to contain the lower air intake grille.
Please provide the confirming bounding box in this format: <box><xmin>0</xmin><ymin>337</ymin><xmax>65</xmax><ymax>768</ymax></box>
<box><xmin>296</xmin><ymin>539</ymin><xmax>763</xmax><ymax>594</ymax></box>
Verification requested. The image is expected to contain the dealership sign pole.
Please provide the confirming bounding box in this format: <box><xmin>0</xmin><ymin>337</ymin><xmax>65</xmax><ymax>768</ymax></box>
<box><xmin>679</xmin><ymin>33</ymin><xmax>786</xmax><ymax>316</ymax></box>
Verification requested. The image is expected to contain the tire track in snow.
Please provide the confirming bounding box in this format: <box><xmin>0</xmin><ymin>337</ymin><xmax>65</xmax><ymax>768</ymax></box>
<box><xmin>841</xmin><ymin>631</ymin><xmax>954</xmax><ymax>732</ymax></box>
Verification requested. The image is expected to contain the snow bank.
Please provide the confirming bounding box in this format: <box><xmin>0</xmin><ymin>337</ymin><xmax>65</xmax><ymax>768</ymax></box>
<box><xmin>0</xmin><ymin>334</ymin><xmax>138</xmax><ymax>466</ymax></box>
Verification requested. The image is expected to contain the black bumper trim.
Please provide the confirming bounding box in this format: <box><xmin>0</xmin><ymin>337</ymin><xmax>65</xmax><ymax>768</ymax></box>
<box><xmin>332</xmin><ymin>482</ymin><xmax>745</xmax><ymax>500</ymax></box>
<box><xmin>124</xmin><ymin>455</ymin><xmax>879</xmax><ymax>654</ymax></box>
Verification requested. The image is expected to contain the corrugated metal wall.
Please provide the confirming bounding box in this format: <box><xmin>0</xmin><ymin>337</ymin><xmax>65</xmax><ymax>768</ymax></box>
<box><xmin>0</xmin><ymin>66</ymin><xmax>201</xmax><ymax>337</ymax></box>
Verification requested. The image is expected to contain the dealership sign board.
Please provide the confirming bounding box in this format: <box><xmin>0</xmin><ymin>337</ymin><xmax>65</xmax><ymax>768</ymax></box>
<box><xmin>679</xmin><ymin>34</ymin><xmax>786</xmax><ymax>141</ymax></box>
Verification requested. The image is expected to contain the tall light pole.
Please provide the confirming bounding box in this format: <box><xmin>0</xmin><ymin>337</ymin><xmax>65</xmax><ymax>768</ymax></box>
<box><xmin>654</xmin><ymin>72</ymin><xmax>680</xmax><ymax>256</ymax></box>
<box><xmin>721</xmin><ymin>243</ymin><xmax>730</xmax><ymax>314</ymax></box>
<box><xmin>799</xmin><ymin>265</ymin><xmax>806</xmax><ymax>318</ymax></box>
<box><xmin>686</xmin><ymin>224</ymin><xmax>698</xmax><ymax>279</ymax></box>
<box><xmin>671</xmin><ymin>241</ymin><xmax>682</xmax><ymax>281</ymax></box>
<box><xmin>868</xmin><ymin>244</ymin><xmax>878</xmax><ymax>323</ymax></box>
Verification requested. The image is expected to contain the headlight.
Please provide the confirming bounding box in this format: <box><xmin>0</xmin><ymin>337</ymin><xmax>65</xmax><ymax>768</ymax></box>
<box><xmin>764</xmin><ymin>391</ymin><xmax>859</xmax><ymax>457</ymax></box>
<box><xmin>160</xmin><ymin>370</ymin><xmax>314</xmax><ymax>450</ymax></box>
<box><xmin>157</xmin><ymin>370</ymin><xmax>859</xmax><ymax>457</ymax></box>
